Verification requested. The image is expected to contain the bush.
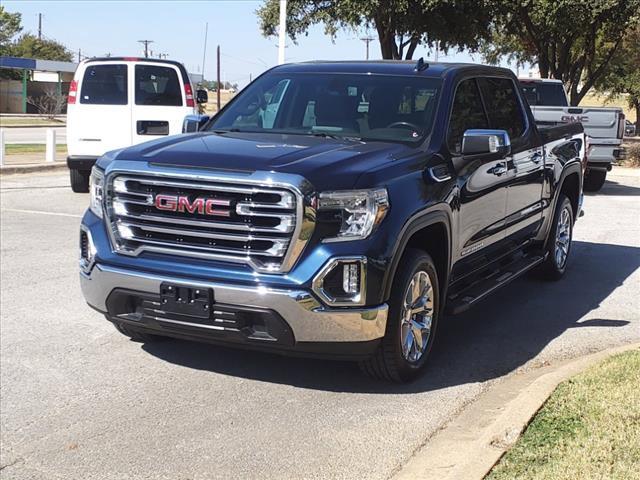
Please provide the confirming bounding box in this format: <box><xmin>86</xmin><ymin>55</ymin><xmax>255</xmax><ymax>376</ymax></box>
<box><xmin>624</xmin><ymin>143</ymin><xmax>640</xmax><ymax>167</ymax></box>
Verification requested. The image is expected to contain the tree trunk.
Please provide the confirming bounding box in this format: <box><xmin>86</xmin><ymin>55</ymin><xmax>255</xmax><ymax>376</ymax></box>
<box><xmin>404</xmin><ymin>37</ymin><xmax>419</xmax><ymax>60</ymax></box>
<box><xmin>635</xmin><ymin>99</ymin><xmax>640</xmax><ymax>133</ymax></box>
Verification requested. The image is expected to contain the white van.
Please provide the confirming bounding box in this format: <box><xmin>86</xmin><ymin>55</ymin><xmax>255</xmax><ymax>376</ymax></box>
<box><xmin>66</xmin><ymin>57</ymin><xmax>208</xmax><ymax>192</ymax></box>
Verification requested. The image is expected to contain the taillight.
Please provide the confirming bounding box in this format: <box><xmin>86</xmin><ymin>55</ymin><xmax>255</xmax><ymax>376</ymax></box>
<box><xmin>68</xmin><ymin>80</ymin><xmax>78</xmax><ymax>104</ymax></box>
<box><xmin>617</xmin><ymin>113</ymin><xmax>625</xmax><ymax>139</ymax></box>
<box><xmin>184</xmin><ymin>83</ymin><xmax>194</xmax><ymax>107</ymax></box>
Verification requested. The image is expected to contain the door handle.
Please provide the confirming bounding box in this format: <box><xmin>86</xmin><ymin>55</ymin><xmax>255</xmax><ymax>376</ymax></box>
<box><xmin>488</xmin><ymin>162</ymin><xmax>507</xmax><ymax>176</ymax></box>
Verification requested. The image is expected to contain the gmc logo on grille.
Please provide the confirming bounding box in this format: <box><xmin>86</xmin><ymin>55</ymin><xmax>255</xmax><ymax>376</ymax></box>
<box><xmin>154</xmin><ymin>194</ymin><xmax>232</xmax><ymax>217</ymax></box>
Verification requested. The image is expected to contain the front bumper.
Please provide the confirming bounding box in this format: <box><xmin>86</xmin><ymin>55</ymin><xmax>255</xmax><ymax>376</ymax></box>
<box><xmin>81</xmin><ymin>263</ymin><xmax>388</xmax><ymax>359</ymax></box>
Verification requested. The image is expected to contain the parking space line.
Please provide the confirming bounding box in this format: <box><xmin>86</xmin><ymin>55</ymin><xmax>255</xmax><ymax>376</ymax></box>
<box><xmin>1</xmin><ymin>208</ymin><xmax>83</xmax><ymax>218</ymax></box>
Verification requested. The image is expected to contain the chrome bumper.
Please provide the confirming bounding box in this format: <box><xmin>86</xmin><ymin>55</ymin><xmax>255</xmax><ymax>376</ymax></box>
<box><xmin>81</xmin><ymin>263</ymin><xmax>388</xmax><ymax>343</ymax></box>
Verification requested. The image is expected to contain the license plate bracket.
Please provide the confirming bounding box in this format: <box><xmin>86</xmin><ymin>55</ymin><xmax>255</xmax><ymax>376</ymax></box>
<box><xmin>159</xmin><ymin>283</ymin><xmax>213</xmax><ymax>319</ymax></box>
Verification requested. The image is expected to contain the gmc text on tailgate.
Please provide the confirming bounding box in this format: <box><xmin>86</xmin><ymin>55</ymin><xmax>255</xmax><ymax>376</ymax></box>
<box><xmin>79</xmin><ymin>61</ymin><xmax>585</xmax><ymax>382</ymax></box>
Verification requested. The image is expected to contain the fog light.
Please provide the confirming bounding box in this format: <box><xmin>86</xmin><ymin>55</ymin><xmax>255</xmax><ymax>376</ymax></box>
<box><xmin>79</xmin><ymin>227</ymin><xmax>96</xmax><ymax>273</ymax></box>
<box><xmin>343</xmin><ymin>263</ymin><xmax>360</xmax><ymax>294</ymax></box>
<box><xmin>312</xmin><ymin>257</ymin><xmax>367</xmax><ymax>306</ymax></box>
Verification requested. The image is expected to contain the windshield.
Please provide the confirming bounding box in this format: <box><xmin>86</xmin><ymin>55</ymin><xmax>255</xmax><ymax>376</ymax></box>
<box><xmin>208</xmin><ymin>72</ymin><xmax>442</xmax><ymax>144</ymax></box>
<box><xmin>520</xmin><ymin>82</ymin><xmax>568</xmax><ymax>107</ymax></box>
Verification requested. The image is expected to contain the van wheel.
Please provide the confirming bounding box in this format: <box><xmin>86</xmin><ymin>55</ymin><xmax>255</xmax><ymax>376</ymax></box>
<box><xmin>359</xmin><ymin>248</ymin><xmax>439</xmax><ymax>382</ymax></box>
<box><xmin>70</xmin><ymin>168</ymin><xmax>90</xmax><ymax>193</ymax></box>
<box><xmin>583</xmin><ymin>170</ymin><xmax>606</xmax><ymax>192</ymax></box>
<box><xmin>113</xmin><ymin>321</ymin><xmax>166</xmax><ymax>343</ymax></box>
<box><xmin>539</xmin><ymin>194</ymin><xmax>574</xmax><ymax>280</ymax></box>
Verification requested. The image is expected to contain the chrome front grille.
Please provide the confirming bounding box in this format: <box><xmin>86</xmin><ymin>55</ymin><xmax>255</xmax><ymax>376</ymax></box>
<box><xmin>105</xmin><ymin>173</ymin><xmax>304</xmax><ymax>272</ymax></box>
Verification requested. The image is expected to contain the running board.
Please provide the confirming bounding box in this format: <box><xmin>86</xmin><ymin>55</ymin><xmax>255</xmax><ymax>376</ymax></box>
<box><xmin>446</xmin><ymin>254</ymin><xmax>546</xmax><ymax>315</ymax></box>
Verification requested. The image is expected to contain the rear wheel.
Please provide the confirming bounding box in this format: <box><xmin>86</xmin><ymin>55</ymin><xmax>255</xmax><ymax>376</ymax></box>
<box><xmin>113</xmin><ymin>321</ymin><xmax>166</xmax><ymax>343</ymax></box>
<box><xmin>583</xmin><ymin>170</ymin><xmax>606</xmax><ymax>192</ymax></box>
<box><xmin>359</xmin><ymin>249</ymin><xmax>439</xmax><ymax>382</ymax></box>
<box><xmin>539</xmin><ymin>194</ymin><xmax>574</xmax><ymax>280</ymax></box>
<box><xmin>70</xmin><ymin>168</ymin><xmax>90</xmax><ymax>193</ymax></box>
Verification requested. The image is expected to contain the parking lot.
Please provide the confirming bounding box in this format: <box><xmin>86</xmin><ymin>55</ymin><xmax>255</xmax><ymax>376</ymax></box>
<box><xmin>1</xmin><ymin>168</ymin><xmax>639</xmax><ymax>480</ymax></box>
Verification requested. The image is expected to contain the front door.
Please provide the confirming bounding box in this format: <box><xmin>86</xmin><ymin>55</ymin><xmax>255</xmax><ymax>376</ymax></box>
<box><xmin>448</xmin><ymin>78</ymin><xmax>510</xmax><ymax>271</ymax></box>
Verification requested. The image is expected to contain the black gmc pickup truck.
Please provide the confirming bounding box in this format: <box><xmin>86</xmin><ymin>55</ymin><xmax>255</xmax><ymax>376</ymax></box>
<box><xmin>79</xmin><ymin>61</ymin><xmax>586</xmax><ymax>382</ymax></box>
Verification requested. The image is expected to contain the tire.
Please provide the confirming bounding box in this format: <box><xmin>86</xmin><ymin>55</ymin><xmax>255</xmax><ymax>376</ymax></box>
<box><xmin>359</xmin><ymin>248</ymin><xmax>440</xmax><ymax>382</ymax></box>
<box><xmin>539</xmin><ymin>194</ymin><xmax>574</xmax><ymax>280</ymax></box>
<box><xmin>113</xmin><ymin>321</ymin><xmax>166</xmax><ymax>343</ymax></box>
<box><xmin>583</xmin><ymin>170</ymin><xmax>606</xmax><ymax>192</ymax></box>
<box><xmin>70</xmin><ymin>168</ymin><xmax>90</xmax><ymax>193</ymax></box>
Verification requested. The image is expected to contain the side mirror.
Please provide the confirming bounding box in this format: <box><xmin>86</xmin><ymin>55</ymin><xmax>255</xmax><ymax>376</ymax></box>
<box><xmin>196</xmin><ymin>89</ymin><xmax>209</xmax><ymax>104</ymax></box>
<box><xmin>462</xmin><ymin>129</ymin><xmax>511</xmax><ymax>157</ymax></box>
<box><xmin>182</xmin><ymin>114</ymin><xmax>210</xmax><ymax>133</ymax></box>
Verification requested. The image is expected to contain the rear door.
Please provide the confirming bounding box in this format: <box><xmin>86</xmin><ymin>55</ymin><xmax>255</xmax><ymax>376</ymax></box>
<box><xmin>69</xmin><ymin>62</ymin><xmax>131</xmax><ymax>156</ymax></box>
<box><xmin>479</xmin><ymin>77</ymin><xmax>545</xmax><ymax>241</ymax></box>
<box><xmin>131</xmin><ymin>63</ymin><xmax>192</xmax><ymax>143</ymax></box>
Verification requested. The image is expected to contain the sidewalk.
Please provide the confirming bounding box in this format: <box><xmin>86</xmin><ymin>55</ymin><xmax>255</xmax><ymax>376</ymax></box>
<box><xmin>0</xmin><ymin>152</ymin><xmax>67</xmax><ymax>174</ymax></box>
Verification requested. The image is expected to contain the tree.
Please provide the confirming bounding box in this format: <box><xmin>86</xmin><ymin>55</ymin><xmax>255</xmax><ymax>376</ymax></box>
<box><xmin>483</xmin><ymin>0</ymin><xmax>640</xmax><ymax>105</ymax></box>
<box><xmin>27</xmin><ymin>86</ymin><xmax>66</xmax><ymax>119</ymax></box>
<box><xmin>11</xmin><ymin>33</ymin><xmax>73</xmax><ymax>62</ymax></box>
<box><xmin>594</xmin><ymin>26</ymin><xmax>640</xmax><ymax>131</ymax></box>
<box><xmin>256</xmin><ymin>0</ymin><xmax>496</xmax><ymax>60</ymax></box>
<box><xmin>0</xmin><ymin>5</ymin><xmax>22</xmax><ymax>56</ymax></box>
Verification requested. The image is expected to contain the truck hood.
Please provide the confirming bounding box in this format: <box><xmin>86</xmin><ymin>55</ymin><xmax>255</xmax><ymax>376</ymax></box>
<box><xmin>105</xmin><ymin>131</ymin><xmax>413</xmax><ymax>190</ymax></box>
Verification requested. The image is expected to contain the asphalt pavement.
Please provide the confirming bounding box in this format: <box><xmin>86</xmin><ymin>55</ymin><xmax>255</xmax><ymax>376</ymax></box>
<box><xmin>1</xmin><ymin>168</ymin><xmax>638</xmax><ymax>480</ymax></box>
<box><xmin>1</xmin><ymin>126</ymin><xmax>67</xmax><ymax>144</ymax></box>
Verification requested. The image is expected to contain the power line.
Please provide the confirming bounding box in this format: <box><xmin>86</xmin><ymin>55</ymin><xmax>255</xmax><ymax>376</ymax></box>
<box><xmin>137</xmin><ymin>40</ymin><xmax>154</xmax><ymax>58</ymax></box>
<box><xmin>360</xmin><ymin>36</ymin><xmax>375</xmax><ymax>60</ymax></box>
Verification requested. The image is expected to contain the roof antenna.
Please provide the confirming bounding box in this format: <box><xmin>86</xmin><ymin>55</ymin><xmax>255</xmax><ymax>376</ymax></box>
<box><xmin>414</xmin><ymin>57</ymin><xmax>429</xmax><ymax>72</ymax></box>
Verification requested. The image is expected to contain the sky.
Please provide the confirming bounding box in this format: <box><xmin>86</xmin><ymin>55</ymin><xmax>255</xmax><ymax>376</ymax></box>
<box><xmin>3</xmin><ymin>0</ymin><xmax>528</xmax><ymax>88</ymax></box>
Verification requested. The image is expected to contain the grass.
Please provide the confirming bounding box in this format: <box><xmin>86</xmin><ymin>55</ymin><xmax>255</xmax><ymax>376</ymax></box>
<box><xmin>5</xmin><ymin>143</ymin><xmax>67</xmax><ymax>155</ymax></box>
<box><xmin>486</xmin><ymin>349</ymin><xmax>640</xmax><ymax>480</ymax></box>
<box><xmin>0</xmin><ymin>117</ymin><xmax>65</xmax><ymax>126</ymax></box>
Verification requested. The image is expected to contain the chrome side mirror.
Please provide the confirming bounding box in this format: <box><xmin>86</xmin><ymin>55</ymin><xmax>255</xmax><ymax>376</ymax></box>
<box><xmin>462</xmin><ymin>129</ymin><xmax>511</xmax><ymax>156</ymax></box>
<box><xmin>182</xmin><ymin>114</ymin><xmax>210</xmax><ymax>133</ymax></box>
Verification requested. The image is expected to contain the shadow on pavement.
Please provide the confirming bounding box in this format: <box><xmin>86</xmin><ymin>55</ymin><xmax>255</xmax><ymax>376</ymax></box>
<box><xmin>143</xmin><ymin>241</ymin><xmax>638</xmax><ymax>393</ymax></box>
<box><xmin>586</xmin><ymin>178</ymin><xmax>640</xmax><ymax>197</ymax></box>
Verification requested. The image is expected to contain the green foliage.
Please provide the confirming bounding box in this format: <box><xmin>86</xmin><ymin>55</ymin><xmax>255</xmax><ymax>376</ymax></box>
<box><xmin>11</xmin><ymin>33</ymin><xmax>73</xmax><ymax>62</ymax></box>
<box><xmin>594</xmin><ymin>25</ymin><xmax>640</xmax><ymax>128</ymax></box>
<box><xmin>0</xmin><ymin>5</ymin><xmax>22</xmax><ymax>55</ymax></box>
<box><xmin>256</xmin><ymin>0</ymin><xmax>496</xmax><ymax>60</ymax></box>
<box><xmin>483</xmin><ymin>0</ymin><xmax>640</xmax><ymax>105</ymax></box>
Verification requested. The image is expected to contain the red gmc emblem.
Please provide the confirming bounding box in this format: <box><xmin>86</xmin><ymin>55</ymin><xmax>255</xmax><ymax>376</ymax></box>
<box><xmin>154</xmin><ymin>194</ymin><xmax>232</xmax><ymax>217</ymax></box>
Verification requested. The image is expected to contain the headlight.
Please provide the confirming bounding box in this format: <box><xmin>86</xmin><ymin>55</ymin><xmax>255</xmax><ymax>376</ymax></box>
<box><xmin>318</xmin><ymin>188</ymin><xmax>389</xmax><ymax>242</ymax></box>
<box><xmin>89</xmin><ymin>167</ymin><xmax>104</xmax><ymax>218</ymax></box>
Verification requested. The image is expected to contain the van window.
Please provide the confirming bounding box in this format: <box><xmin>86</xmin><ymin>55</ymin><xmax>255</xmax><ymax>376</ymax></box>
<box><xmin>80</xmin><ymin>64</ymin><xmax>128</xmax><ymax>105</ymax></box>
<box><xmin>135</xmin><ymin>65</ymin><xmax>183</xmax><ymax>106</ymax></box>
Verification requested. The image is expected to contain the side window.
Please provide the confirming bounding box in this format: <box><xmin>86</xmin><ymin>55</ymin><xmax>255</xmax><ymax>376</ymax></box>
<box><xmin>80</xmin><ymin>64</ymin><xmax>128</xmax><ymax>105</ymax></box>
<box><xmin>135</xmin><ymin>65</ymin><xmax>183</xmax><ymax>106</ymax></box>
<box><xmin>479</xmin><ymin>78</ymin><xmax>526</xmax><ymax>139</ymax></box>
<box><xmin>448</xmin><ymin>79</ymin><xmax>488</xmax><ymax>152</ymax></box>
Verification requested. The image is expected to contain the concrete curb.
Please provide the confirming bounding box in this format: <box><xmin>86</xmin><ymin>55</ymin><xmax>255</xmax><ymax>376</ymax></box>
<box><xmin>392</xmin><ymin>342</ymin><xmax>640</xmax><ymax>480</ymax></box>
<box><xmin>0</xmin><ymin>163</ymin><xmax>67</xmax><ymax>175</ymax></box>
<box><xmin>0</xmin><ymin>124</ymin><xmax>66</xmax><ymax>129</ymax></box>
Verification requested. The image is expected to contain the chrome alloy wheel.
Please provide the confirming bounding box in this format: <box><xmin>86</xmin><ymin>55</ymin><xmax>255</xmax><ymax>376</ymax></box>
<box><xmin>400</xmin><ymin>271</ymin><xmax>434</xmax><ymax>363</ymax></box>
<box><xmin>554</xmin><ymin>206</ymin><xmax>572</xmax><ymax>269</ymax></box>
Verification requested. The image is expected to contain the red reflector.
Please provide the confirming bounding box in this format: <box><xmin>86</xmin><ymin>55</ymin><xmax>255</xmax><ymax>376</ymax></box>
<box><xmin>184</xmin><ymin>82</ymin><xmax>194</xmax><ymax>107</ymax></box>
<box><xmin>68</xmin><ymin>80</ymin><xmax>78</xmax><ymax>104</ymax></box>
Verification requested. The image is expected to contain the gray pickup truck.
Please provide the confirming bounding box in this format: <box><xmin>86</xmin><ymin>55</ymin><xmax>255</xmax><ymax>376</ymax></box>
<box><xmin>520</xmin><ymin>78</ymin><xmax>625</xmax><ymax>191</ymax></box>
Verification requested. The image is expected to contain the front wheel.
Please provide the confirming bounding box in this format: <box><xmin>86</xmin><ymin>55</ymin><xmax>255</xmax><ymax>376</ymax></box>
<box><xmin>360</xmin><ymin>249</ymin><xmax>439</xmax><ymax>382</ymax></box>
<box><xmin>583</xmin><ymin>170</ymin><xmax>606</xmax><ymax>192</ymax></box>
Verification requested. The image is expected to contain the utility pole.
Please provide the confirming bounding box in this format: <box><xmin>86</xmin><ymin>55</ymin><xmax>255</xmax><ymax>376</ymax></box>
<box><xmin>360</xmin><ymin>36</ymin><xmax>375</xmax><ymax>60</ymax></box>
<box><xmin>78</xmin><ymin>48</ymin><xmax>82</xmax><ymax>62</ymax></box>
<box><xmin>434</xmin><ymin>40</ymin><xmax>440</xmax><ymax>62</ymax></box>
<box><xmin>278</xmin><ymin>0</ymin><xmax>287</xmax><ymax>64</ymax></box>
<box><xmin>38</xmin><ymin>13</ymin><xmax>42</xmax><ymax>40</ymax></box>
<box><xmin>201</xmin><ymin>22</ymin><xmax>208</xmax><ymax>82</ymax></box>
<box><xmin>137</xmin><ymin>40</ymin><xmax>154</xmax><ymax>58</ymax></box>
<box><xmin>216</xmin><ymin>45</ymin><xmax>221</xmax><ymax>111</ymax></box>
